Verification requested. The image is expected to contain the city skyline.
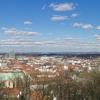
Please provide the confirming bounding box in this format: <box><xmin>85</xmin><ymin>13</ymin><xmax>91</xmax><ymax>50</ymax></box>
<box><xmin>0</xmin><ymin>0</ymin><xmax>100</xmax><ymax>52</ymax></box>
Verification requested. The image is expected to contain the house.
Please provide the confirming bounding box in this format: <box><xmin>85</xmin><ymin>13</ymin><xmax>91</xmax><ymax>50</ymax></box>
<box><xmin>0</xmin><ymin>70</ymin><xmax>30</xmax><ymax>100</ymax></box>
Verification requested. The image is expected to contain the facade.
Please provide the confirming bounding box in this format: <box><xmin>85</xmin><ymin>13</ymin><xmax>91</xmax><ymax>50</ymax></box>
<box><xmin>0</xmin><ymin>70</ymin><xmax>30</xmax><ymax>100</ymax></box>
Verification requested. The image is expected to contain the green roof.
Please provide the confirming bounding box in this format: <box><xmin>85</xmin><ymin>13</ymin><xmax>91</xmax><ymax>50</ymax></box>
<box><xmin>0</xmin><ymin>71</ymin><xmax>25</xmax><ymax>81</ymax></box>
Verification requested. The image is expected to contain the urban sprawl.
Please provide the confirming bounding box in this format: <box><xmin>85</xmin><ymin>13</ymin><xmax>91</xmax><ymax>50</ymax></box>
<box><xmin>0</xmin><ymin>52</ymin><xmax>100</xmax><ymax>100</ymax></box>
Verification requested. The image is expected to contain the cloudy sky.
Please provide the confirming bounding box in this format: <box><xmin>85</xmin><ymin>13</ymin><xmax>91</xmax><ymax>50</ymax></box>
<box><xmin>0</xmin><ymin>0</ymin><xmax>100</xmax><ymax>52</ymax></box>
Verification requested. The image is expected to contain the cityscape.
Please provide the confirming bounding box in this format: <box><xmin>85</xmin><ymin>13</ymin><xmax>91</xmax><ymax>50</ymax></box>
<box><xmin>0</xmin><ymin>52</ymin><xmax>100</xmax><ymax>100</ymax></box>
<box><xmin>0</xmin><ymin>0</ymin><xmax>100</xmax><ymax>100</ymax></box>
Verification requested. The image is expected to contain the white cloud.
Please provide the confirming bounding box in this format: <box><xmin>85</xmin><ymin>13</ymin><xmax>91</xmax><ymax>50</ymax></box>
<box><xmin>0</xmin><ymin>39</ymin><xmax>56</xmax><ymax>46</ymax></box>
<box><xmin>49</xmin><ymin>3</ymin><xmax>75</xmax><ymax>11</ymax></box>
<box><xmin>1</xmin><ymin>37</ymin><xmax>100</xmax><ymax>52</ymax></box>
<box><xmin>81</xmin><ymin>24</ymin><xmax>93</xmax><ymax>29</ymax></box>
<box><xmin>73</xmin><ymin>22</ymin><xmax>82</xmax><ymax>27</ymax></box>
<box><xmin>73</xmin><ymin>22</ymin><xmax>93</xmax><ymax>29</ymax></box>
<box><xmin>51</xmin><ymin>14</ymin><xmax>79</xmax><ymax>21</ymax></box>
<box><xmin>2</xmin><ymin>27</ymin><xmax>39</xmax><ymax>36</ymax></box>
<box><xmin>96</xmin><ymin>26</ymin><xmax>100</xmax><ymax>30</ymax></box>
<box><xmin>0</xmin><ymin>37</ymin><xmax>79</xmax><ymax>47</ymax></box>
<box><xmin>64</xmin><ymin>37</ymin><xmax>79</xmax><ymax>42</ymax></box>
<box><xmin>71</xmin><ymin>13</ymin><xmax>79</xmax><ymax>18</ymax></box>
<box><xmin>95</xmin><ymin>34</ymin><xmax>100</xmax><ymax>40</ymax></box>
<box><xmin>51</xmin><ymin>15</ymin><xmax>68</xmax><ymax>21</ymax></box>
<box><xmin>24</xmin><ymin>21</ymin><xmax>32</xmax><ymax>25</ymax></box>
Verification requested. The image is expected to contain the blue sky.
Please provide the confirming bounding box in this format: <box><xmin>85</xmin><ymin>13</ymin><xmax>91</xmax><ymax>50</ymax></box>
<box><xmin>0</xmin><ymin>0</ymin><xmax>100</xmax><ymax>52</ymax></box>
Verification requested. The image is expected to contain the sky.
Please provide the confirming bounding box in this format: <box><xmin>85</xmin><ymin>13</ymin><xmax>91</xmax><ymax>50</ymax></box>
<box><xmin>0</xmin><ymin>0</ymin><xmax>100</xmax><ymax>52</ymax></box>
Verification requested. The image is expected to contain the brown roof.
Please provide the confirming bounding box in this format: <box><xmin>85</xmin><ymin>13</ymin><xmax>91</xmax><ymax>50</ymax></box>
<box><xmin>1</xmin><ymin>88</ymin><xmax>21</xmax><ymax>96</ymax></box>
